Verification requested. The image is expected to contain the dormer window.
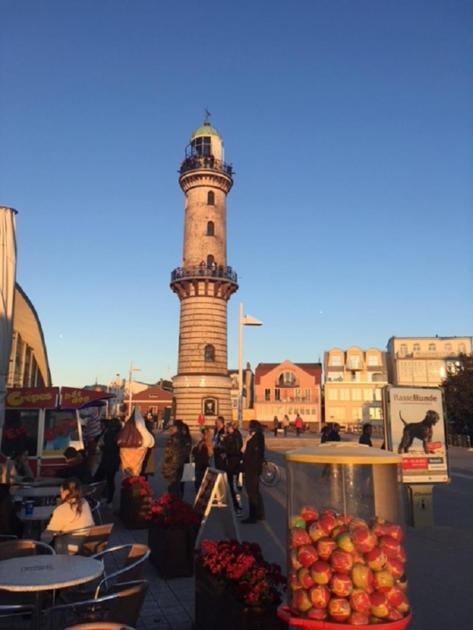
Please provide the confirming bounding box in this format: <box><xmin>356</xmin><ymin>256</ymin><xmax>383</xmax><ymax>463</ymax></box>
<box><xmin>207</xmin><ymin>191</ymin><xmax>215</xmax><ymax>205</ymax></box>
<box><xmin>191</xmin><ymin>136</ymin><xmax>211</xmax><ymax>157</ymax></box>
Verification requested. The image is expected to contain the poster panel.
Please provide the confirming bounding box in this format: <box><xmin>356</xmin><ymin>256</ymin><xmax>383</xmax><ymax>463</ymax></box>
<box><xmin>384</xmin><ymin>386</ymin><xmax>449</xmax><ymax>483</ymax></box>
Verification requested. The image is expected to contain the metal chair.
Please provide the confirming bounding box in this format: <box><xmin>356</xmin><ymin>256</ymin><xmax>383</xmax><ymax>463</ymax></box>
<box><xmin>64</xmin><ymin>624</ymin><xmax>135</xmax><ymax>630</ymax></box>
<box><xmin>43</xmin><ymin>580</ymin><xmax>149</xmax><ymax>630</ymax></box>
<box><xmin>83</xmin><ymin>481</ymin><xmax>107</xmax><ymax>523</ymax></box>
<box><xmin>0</xmin><ymin>603</ymin><xmax>35</xmax><ymax>629</ymax></box>
<box><xmin>0</xmin><ymin>534</ymin><xmax>18</xmax><ymax>542</ymax></box>
<box><xmin>92</xmin><ymin>544</ymin><xmax>150</xmax><ymax>597</ymax></box>
<box><xmin>53</xmin><ymin>523</ymin><xmax>113</xmax><ymax>556</ymax></box>
<box><xmin>0</xmin><ymin>539</ymin><xmax>55</xmax><ymax>561</ymax></box>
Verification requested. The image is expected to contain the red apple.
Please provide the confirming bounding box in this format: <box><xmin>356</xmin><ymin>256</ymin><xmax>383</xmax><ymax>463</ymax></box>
<box><xmin>350</xmin><ymin>589</ymin><xmax>371</xmax><ymax>614</ymax></box>
<box><xmin>351</xmin><ymin>550</ymin><xmax>366</xmax><ymax>565</ymax></box>
<box><xmin>386</xmin><ymin>586</ymin><xmax>406</xmax><ymax>608</ymax></box>
<box><xmin>301</xmin><ymin>506</ymin><xmax>319</xmax><ymax>523</ymax></box>
<box><xmin>331</xmin><ymin>549</ymin><xmax>354</xmax><ymax>574</ymax></box>
<box><xmin>379</xmin><ymin>535</ymin><xmax>401</xmax><ymax>559</ymax></box>
<box><xmin>398</xmin><ymin>545</ymin><xmax>407</xmax><ymax>563</ymax></box>
<box><xmin>297</xmin><ymin>567</ymin><xmax>315</xmax><ymax>589</ymax></box>
<box><xmin>317</xmin><ymin>537</ymin><xmax>337</xmax><ymax>561</ymax></box>
<box><xmin>387</xmin><ymin>607</ymin><xmax>404</xmax><ymax>621</ymax></box>
<box><xmin>373</xmin><ymin>569</ymin><xmax>394</xmax><ymax>593</ymax></box>
<box><xmin>307</xmin><ymin>607</ymin><xmax>327</xmax><ymax>620</ymax></box>
<box><xmin>351</xmin><ymin>563</ymin><xmax>374</xmax><ymax>591</ymax></box>
<box><xmin>385</xmin><ymin>523</ymin><xmax>404</xmax><ymax>543</ymax></box>
<box><xmin>310</xmin><ymin>560</ymin><xmax>332</xmax><ymax>585</ymax></box>
<box><xmin>290</xmin><ymin>528</ymin><xmax>311</xmax><ymax>548</ymax></box>
<box><xmin>350</xmin><ymin>517</ymin><xmax>369</xmax><ymax>530</ymax></box>
<box><xmin>365</xmin><ymin>547</ymin><xmax>387</xmax><ymax>571</ymax></box>
<box><xmin>372</xmin><ymin>519</ymin><xmax>388</xmax><ymax>538</ymax></box>
<box><xmin>328</xmin><ymin>597</ymin><xmax>351</xmax><ymax>622</ymax></box>
<box><xmin>291</xmin><ymin>589</ymin><xmax>312</xmax><ymax>613</ymax></box>
<box><xmin>319</xmin><ymin>510</ymin><xmax>337</xmax><ymax>534</ymax></box>
<box><xmin>370</xmin><ymin>592</ymin><xmax>389</xmax><ymax>618</ymax></box>
<box><xmin>352</xmin><ymin>526</ymin><xmax>377</xmax><ymax>553</ymax></box>
<box><xmin>369</xmin><ymin>615</ymin><xmax>384</xmax><ymax>624</ymax></box>
<box><xmin>349</xmin><ymin>611</ymin><xmax>370</xmax><ymax>625</ymax></box>
<box><xmin>308</xmin><ymin>522</ymin><xmax>326</xmax><ymax>543</ymax></box>
<box><xmin>288</xmin><ymin>570</ymin><xmax>302</xmax><ymax>591</ymax></box>
<box><xmin>332</xmin><ymin>525</ymin><xmax>348</xmax><ymax>538</ymax></box>
<box><xmin>330</xmin><ymin>572</ymin><xmax>353</xmax><ymax>597</ymax></box>
<box><xmin>297</xmin><ymin>544</ymin><xmax>318</xmax><ymax>568</ymax></box>
<box><xmin>309</xmin><ymin>584</ymin><xmax>331</xmax><ymax>609</ymax></box>
<box><xmin>385</xmin><ymin>558</ymin><xmax>405</xmax><ymax>579</ymax></box>
<box><xmin>336</xmin><ymin>532</ymin><xmax>354</xmax><ymax>552</ymax></box>
<box><xmin>290</xmin><ymin>549</ymin><xmax>302</xmax><ymax>570</ymax></box>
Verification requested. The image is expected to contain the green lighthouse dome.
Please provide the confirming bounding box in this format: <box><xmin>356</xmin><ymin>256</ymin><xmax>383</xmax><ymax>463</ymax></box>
<box><xmin>190</xmin><ymin>121</ymin><xmax>221</xmax><ymax>141</ymax></box>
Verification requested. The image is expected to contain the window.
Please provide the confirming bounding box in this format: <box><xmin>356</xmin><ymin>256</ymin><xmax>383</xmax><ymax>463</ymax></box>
<box><xmin>204</xmin><ymin>344</ymin><xmax>215</xmax><ymax>362</ymax></box>
<box><xmin>444</xmin><ymin>343</ymin><xmax>452</xmax><ymax>353</ymax></box>
<box><xmin>206</xmin><ymin>221</ymin><xmax>215</xmax><ymax>236</ymax></box>
<box><xmin>207</xmin><ymin>191</ymin><xmax>215</xmax><ymax>205</ymax></box>
<box><xmin>2</xmin><ymin>409</ymin><xmax>40</xmax><ymax>457</ymax></box>
<box><xmin>348</xmin><ymin>355</ymin><xmax>361</xmax><ymax>369</ymax></box>
<box><xmin>191</xmin><ymin>136</ymin><xmax>211</xmax><ymax>157</ymax></box>
<box><xmin>279</xmin><ymin>371</ymin><xmax>296</xmax><ymax>386</ymax></box>
<box><xmin>367</xmin><ymin>355</ymin><xmax>379</xmax><ymax>366</ymax></box>
<box><xmin>275</xmin><ymin>388</ymin><xmax>280</xmax><ymax>401</ymax></box>
<box><xmin>264</xmin><ymin>388</ymin><xmax>271</xmax><ymax>401</ymax></box>
<box><xmin>339</xmin><ymin>389</ymin><xmax>350</xmax><ymax>401</ymax></box>
<box><xmin>330</xmin><ymin>355</ymin><xmax>342</xmax><ymax>366</ymax></box>
<box><xmin>351</xmin><ymin>371</ymin><xmax>359</xmax><ymax>382</ymax></box>
<box><xmin>374</xmin><ymin>389</ymin><xmax>382</xmax><ymax>401</ymax></box>
<box><xmin>304</xmin><ymin>388</ymin><xmax>311</xmax><ymax>402</ymax></box>
<box><xmin>294</xmin><ymin>388</ymin><xmax>301</xmax><ymax>401</ymax></box>
<box><xmin>207</xmin><ymin>254</ymin><xmax>215</xmax><ymax>268</ymax></box>
<box><xmin>413</xmin><ymin>343</ymin><xmax>420</xmax><ymax>352</ymax></box>
<box><xmin>369</xmin><ymin>407</ymin><xmax>382</xmax><ymax>420</ymax></box>
<box><xmin>400</xmin><ymin>344</ymin><xmax>408</xmax><ymax>356</ymax></box>
<box><xmin>328</xmin><ymin>389</ymin><xmax>338</xmax><ymax>401</ymax></box>
<box><xmin>43</xmin><ymin>410</ymin><xmax>80</xmax><ymax>456</ymax></box>
<box><xmin>428</xmin><ymin>343</ymin><xmax>436</xmax><ymax>351</ymax></box>
<box><xmin>352</xmin><ymin>389</ymin><xmax>362</xmax><ymax>401</ymax></box>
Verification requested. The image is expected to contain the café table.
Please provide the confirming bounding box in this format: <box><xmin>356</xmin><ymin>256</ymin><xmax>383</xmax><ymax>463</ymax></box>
<box><xmin>12</xmin><ymin>486</ymin><xmax>59</xmax><ymax>501</ymax></box>
<box><xmin>16</xmin><ymin>477</ymin><xmax>64</xmax><ymax>487</ymax></box>
<box><xmin>19</xmin><ymin>504</ymin><xmax>55</xmax><ymax>523</ymax></box>
<box><xmin>0</xmin><ymin>554</ymin><xmax>104</xmax><ymax>629</ymax></box>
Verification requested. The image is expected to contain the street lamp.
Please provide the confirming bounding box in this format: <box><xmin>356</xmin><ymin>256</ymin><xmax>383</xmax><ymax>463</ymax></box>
<box><xmin>128</xmin><ymin>362</ymin><xmax>141</xmax><ymax>415</ymax></box>
<box><xmin>238</xmin><ymin>303</ymin><xmax>262</xmax><ymax>430</ymax></box>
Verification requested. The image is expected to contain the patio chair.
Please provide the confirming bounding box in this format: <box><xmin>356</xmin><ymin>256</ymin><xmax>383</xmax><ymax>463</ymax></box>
<box><xmin>0</xmin><ymin>603</ymin><xmax>35</xmax><ymax>629</ymax></box>
<box><xmin>0</xmin><ymin>534</ymin><xmax>17</xmax><ymax>542</ymax></box>
<box><xmin>83</xmin><ymin>481</ymin><xmax>107</xmax><ymax>523</ymax></box>
<box><xmin>43</xmin><ymin>580</ymin><xmax>149</xmax><ymax>630</ymax></box>
<box><xmin>0</xmin><ymin>539</ymin><xmax>55</xmax><ymax>561</ymax></box>
<box><xmin>53</xmin><ymin>523</ymin><xmax>113</xmax><ymax>556</ymax></box>
<box><xmin>64</xmin><ymin>624</ymin><xmax>135</xmax><ymax>630</ymax></box>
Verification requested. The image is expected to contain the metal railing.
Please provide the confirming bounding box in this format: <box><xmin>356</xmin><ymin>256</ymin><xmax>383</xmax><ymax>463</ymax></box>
<box><xmin>171</xmin><ymin>266</ymin><xmax>238</xmax><ymax>284</ymax></box>
<box><xmin>179</xmin><ymin>155</ymin><xmax>233</xmax><ymax>177</ymax></box>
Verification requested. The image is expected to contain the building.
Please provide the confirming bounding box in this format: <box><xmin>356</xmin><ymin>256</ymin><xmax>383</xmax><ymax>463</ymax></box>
<box><xmin>254</xmin><ymin>361</ymin><xmax>322</xmax><ymax>428</ymax></box>
<box><xmin>386</xmin><ymin>336</ymin><xmax>472</xmax><ymax>386</ymax></box>
<box><xmin>324</xmin><ymin>347</ymin><xmax>387</xmax><ymax>426</ymax></box>
<box><xmin>229</xmin><ymin>363</ymin><xmax>255</xmax><ymax>422</ymax></box>
<box><xmin>130</xmin><ymin>385</ymin><xmax>173</xmax><ymax>421</ymax></box>
<box><xmin>170</xmin><ymin>120</ymin><xmax>238</xmax><ymax>425</ymax></box>
<box><xmin>7</xmin><ymin>284</ymin><xmax>51</xmax><ymax>388</ymax></box>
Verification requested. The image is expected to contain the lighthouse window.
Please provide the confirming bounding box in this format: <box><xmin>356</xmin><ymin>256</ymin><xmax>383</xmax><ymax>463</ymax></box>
<box><xmin>207</xmin><ymin>221</ymin><xmax>215</xmax><ymax>236</ymax></box>
<box><xmin>192</xmin><ymin>136</ymin><xmax>211</xmax><ymax>157</ymax></box>
<box><xmin>204</xmin><ymin>344</ymin><xmax>215</xmax><ymax>362</ymax></box>
<box><xmin>207</xmin><ymin>191</ymin><xmax>215</xmax><ymax>205</ymax></box>
<box><xmin>207</xmin><ymin>254</ymin><xmax>215</xmax><ymax>268</ymax></box>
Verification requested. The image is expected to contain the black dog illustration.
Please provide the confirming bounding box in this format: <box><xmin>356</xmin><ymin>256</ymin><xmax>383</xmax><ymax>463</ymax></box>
<box><xmin>398</xmin><ymin>410</ymin><xmax>439</xmax><ymax>454</ymax></box>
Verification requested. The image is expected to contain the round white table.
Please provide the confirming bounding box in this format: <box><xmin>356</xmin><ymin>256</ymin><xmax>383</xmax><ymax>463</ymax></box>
<box><xmin>0</xmin><ymin>554</ymin><xmax>103</xmax><ymax>591</ymax></box>
<box><xmin>19</xmin><ymin>505</ymin><xmax>55</xmax><ymax>522</ymax></box>
<box><xmin>13</xmin><ymin>486</ymin><xmax>59</xmax><ymax>500</ymax></box>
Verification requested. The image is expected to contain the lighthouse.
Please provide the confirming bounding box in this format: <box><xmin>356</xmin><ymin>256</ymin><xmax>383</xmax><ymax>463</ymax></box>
<box><xmin>170</xmin><ymin>120</ymin><xmax>238</xmax><ymax>425</ymax></box>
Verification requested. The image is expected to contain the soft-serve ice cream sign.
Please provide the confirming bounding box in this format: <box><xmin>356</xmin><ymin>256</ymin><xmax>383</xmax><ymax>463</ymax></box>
<box><xmin>384</xmin><ymin>386</ymin><xmax>449</xmax><ymax>483</ymax></box>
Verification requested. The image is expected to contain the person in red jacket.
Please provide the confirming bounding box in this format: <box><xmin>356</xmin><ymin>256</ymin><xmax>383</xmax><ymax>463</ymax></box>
<box><xmin>294</xmin><ymin>414</ymin><xmax>304</xmax><ymax>437</ymax></box>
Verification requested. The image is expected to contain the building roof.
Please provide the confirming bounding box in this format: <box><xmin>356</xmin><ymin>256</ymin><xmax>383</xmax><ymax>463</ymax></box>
<box><xmin>191</xmin><ymin>121</ymin><xmax>221</xmax><ymax>141</ymax></box>
<box><xmin>255</xmin><ymin>362</ymin><xmax>322</xmax><ymax>385</ymax></box>
<box><xmin>131</xmin><ymin>385</ymin><xmax>173</xmax><ymax>402</ymax></box>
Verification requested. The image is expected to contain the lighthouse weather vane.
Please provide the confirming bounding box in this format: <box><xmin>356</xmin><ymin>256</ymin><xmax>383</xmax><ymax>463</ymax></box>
<box><xmin>204</xmin><ymin>108</ymin><xmax>211</xmax><ymax>123</ymax></box>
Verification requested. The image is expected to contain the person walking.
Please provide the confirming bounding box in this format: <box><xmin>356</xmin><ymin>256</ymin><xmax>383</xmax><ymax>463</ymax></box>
<box><xmin>94</xmin><ymin>417</ymin><xmax>121</xmax><ymax>504</ymax></box>
<box><xmin>282</xmin><ymin>414</ymin><xmax>290</xmax><ymax>437</ymax></box>
<box><xmin>241</xmin><ymin>420</ymin><xmax>265</xmax><ymax>524</ymax></box>
<box><xmin>294</xmin><ymin>413</ymin><xmax>304</xmax><ymax>437</ymax></box>
<box><xmin>359</xmin><ymin>423</ymin><xmax>373</xmax><ymax>447</ymax></box>
<box><xmin>272</xmin><ymin>416</ymin><xmax>279</xmax><ymax>437</ymax></box>
<box><xmin>223</xmin><ymin>422</ymin><xmax>243</xmax><ymax>515</ymax></box>
<box><xmin>176</xmin><ymin>420</ymin><xmax>193</xmax><ymax>498</ymax></box>
<box><xmin>161</xmin><ymin>422</ymin><xmax>187</xmax><ymax>498</ymax></box>
<box><xmin>192</xmin><ymin>428</ymin><xmax>213</xmax><ymax>492</ymax></box>
<box><xmin>213</xmin><ymin>416</ymin><xmax>226</xmax><ymax>470</ymax></box>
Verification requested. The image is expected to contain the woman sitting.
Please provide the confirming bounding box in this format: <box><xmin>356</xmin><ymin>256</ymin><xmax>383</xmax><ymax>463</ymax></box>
<box><xmin>42</xmin><ymin>478</ymin><xmax>94</xmax><ymax>543</ymax></box>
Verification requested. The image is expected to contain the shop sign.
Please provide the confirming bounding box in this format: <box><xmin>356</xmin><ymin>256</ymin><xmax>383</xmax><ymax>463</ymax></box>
<box><xmin>6</xmin><ymin>387</ymin><xmax>59</xmax><ymax>409</ymax></box>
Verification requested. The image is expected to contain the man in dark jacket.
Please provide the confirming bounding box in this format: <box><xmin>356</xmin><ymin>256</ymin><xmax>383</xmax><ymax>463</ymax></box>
<box><xmin>241</xmin><ymin>420</ymin><xmax>265</xmax><ymax>524</ymax></box>
<box><xmin>213</xmin><ymin>416</ymin><xmax>226</xmax><ymax>470</ymax></box>
<box><xmin>223</xmin><ymin>422</ymin><xmax>243</xmax><ymax>514</ymax></box>
<box><xmin>94</xmin><ymin>417</ymin><xmax>121</xmax><ymax>503</ymax></box>
<box><xmin>57</xmin><ymin>447</ymin><xmax>92</xmax><ymax>484</ymax></box>
<box><xmin>161</xmin><ymin>423</ymin><xmax>187</xmax><ymax>497</ymax></box>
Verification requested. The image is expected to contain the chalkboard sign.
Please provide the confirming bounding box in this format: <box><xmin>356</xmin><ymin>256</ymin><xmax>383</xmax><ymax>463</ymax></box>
<box><xmin>194</xmin><ymin>468</ymin><xmax>220</xmax><ymax>522</ymax></box>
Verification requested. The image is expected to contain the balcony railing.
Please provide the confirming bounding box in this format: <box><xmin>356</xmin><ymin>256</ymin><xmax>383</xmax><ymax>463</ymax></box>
<box><xmin>171</xmin><ymin>265</ymin><xmax>238</xmax><ymax>284</ymax></box>
<box><xmin>179</xmin><ymin>155</ymin><xmax>233</xmax><ymax>177</ymax></box>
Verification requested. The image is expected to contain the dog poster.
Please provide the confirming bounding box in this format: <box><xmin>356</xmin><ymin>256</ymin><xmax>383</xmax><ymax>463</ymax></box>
<box><xmin>384</xmin><ymin>386</ymin><xmax>449</xmax><ymax>483</ymax></box>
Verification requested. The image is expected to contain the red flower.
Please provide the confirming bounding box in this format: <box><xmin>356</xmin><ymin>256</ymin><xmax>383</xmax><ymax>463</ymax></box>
<box><xmin>146</xmin><ymin>493</ymin><xmax>199</xmax><ymax>527</ymax></box>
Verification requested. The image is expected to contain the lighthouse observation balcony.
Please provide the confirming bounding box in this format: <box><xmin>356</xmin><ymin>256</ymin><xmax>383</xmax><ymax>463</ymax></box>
<box><xmin>179</xmin><ymin>155</ymin><xmax>234</xmax><ymax>178</ymax></box>
<box><xmin>171</xmin><ymin>265</ymin><xmax>238</xmax><ymax>285</ymax></box>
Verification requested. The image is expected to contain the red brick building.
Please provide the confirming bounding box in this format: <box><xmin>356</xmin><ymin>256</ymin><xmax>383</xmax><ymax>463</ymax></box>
<box><xmin>254</xmin><ymin>361</ymin><xmax>322</xmax><ymax>429</ymax></box>
<box><xmin>130</xmin><ymin>385</ymin><xmax>173</xmax><ymax>420</ymax></box>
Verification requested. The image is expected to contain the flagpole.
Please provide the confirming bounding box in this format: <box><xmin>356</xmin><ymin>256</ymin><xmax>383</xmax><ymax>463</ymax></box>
<box><xmin>238</xmin><ymin>303</ymin><xmax>244</xmax><ymax>430</ymax></box>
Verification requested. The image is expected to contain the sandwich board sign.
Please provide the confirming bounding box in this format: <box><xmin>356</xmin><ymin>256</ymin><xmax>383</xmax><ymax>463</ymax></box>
<box><xmin>383</xmin><ymin>386</ymin><xmax>449</xmax><ymax>484</ymax></box>
<box><xmin>193</xmin><ymin>467</ymin><xmax>240</xmax><ymax>547</ymax></box>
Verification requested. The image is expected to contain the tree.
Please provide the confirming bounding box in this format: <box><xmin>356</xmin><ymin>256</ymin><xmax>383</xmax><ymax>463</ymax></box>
<box><xmin>442</xmin><ymin>354</ymin><xmax>473</xmax><ymax>431</ymax></box>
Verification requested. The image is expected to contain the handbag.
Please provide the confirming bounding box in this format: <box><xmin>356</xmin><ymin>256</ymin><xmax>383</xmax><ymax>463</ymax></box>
<box><xmin>117</xmin><ymin>418</ymin><xmax>143</xmax><ymax>448</ymax></box>
<box><xmin>181</xmin><ymin>462</ymin><xmax>196</xmax><ymax>483</ymax></box>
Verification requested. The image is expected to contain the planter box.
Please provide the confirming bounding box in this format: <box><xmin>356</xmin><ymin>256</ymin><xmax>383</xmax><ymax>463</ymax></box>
<box><xmin>195</xmin><ymin>563</ymin><xmax>283</xmax><ymax>630</ymax></box>
<box><xmin>148</xmin><ymin>523</ymin><xmax>195</xmax><ymax>578</ymax></box>
<box><xmin>119</xmin><ymin>487</ymin><xmax>151</xmax><ymax>529</ymax></box>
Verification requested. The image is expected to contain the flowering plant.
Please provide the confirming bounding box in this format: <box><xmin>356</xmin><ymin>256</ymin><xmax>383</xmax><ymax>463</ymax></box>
<box><xmin>197</xmin><ymin>539</ymin><xmax>285</xmax><ymax>607</ymax></box>
<box><xmin>121</xmin><ymin>475</ymin><xmax>152</xmax><ymax>497</ymax></box>
<box><xmin>147</xmin><ymin>493</ymin><xmax>200</xmax><ymax>527</ymax></box>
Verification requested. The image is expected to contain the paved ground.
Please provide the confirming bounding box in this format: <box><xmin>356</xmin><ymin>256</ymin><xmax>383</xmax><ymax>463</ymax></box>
<box><xmin>106</xmin><ymin>432</ymin><xmax>473</xmax><ymax>629</ymax></box>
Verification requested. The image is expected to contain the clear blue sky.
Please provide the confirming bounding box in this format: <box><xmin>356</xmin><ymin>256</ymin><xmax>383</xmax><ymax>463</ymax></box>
<box><xmin>1</xmin><ymin>1</ymin><xmax>472</xmax><ymax>387</ymax></box>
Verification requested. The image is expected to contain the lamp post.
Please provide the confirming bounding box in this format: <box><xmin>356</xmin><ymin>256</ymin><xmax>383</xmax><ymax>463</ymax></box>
<box><xmin>238</xmin><ymin>303</ymin><xmax>262</xmax><ymax>430</ymax></box>
<box><xmin>127</xmin><ymin>362</ymin><xmax>141</xmax><ymax>415</ymax></box>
